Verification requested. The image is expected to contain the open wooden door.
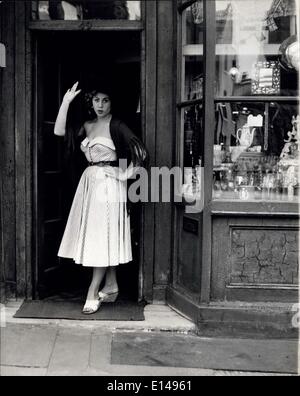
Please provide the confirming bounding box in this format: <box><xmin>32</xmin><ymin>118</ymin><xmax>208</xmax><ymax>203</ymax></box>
<box><xmin>34</xmin><ymin>34</ymin><xmax>74</xmax><ymax>298</ymax></box>
<box><xmin>166</xmin><ymin>0</ymin><xmax>215</xmax><ymax>322</ymax></box>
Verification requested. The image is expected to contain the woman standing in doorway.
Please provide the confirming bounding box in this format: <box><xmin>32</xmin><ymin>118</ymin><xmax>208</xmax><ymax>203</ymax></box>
<box><xmin>54</xmin><ymin>82</ymin><xmax>148</xmax><ymax>314</ymax></box>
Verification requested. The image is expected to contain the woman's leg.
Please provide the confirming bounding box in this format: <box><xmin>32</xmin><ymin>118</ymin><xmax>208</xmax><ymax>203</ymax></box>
<box><xmin>102</xmin><ymin>267</ymin><xmax>119</xmax><ymax>294</ymax></box>
<box><xmin>86</xmin><ymin>267</ymin><xmax>107</xmax><ymax>301</ymax></box>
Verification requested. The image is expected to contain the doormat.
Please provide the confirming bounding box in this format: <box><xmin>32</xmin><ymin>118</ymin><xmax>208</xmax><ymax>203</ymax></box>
<box><xmin>111</xmin><ymin>332</ymin><xmax>298</xmax><ymax>374</ymax></box>
<box><xmin>14</xmin><ymin>300</ymin><xmax>146</xmax><ymax>321</ymax></box>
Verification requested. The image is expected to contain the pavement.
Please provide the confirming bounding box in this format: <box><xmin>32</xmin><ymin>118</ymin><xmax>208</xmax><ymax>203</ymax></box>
<box><xmin>0</xmin><ymin>300</ymin><xmax>298</xmax><ymax>377</ymax></box>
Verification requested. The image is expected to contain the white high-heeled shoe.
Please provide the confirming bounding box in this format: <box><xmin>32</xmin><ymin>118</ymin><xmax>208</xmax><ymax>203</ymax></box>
<box><xmin>82</xmin><ymin>299</ymin><xmax>102</xmax><ymax>315</ymax></box>
<box><xmin>98</xmin><ymin>290</ymin><xmax>119</xmax><ymax>303</ymax></box>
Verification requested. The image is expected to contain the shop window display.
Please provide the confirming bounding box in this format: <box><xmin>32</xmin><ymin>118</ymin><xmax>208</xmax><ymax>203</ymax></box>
<box><xmin>31</xmin><ymin>1</ymin><xmax>141</xmax><ymax>21</ymax></box>
<box><xmin>178</xmin><ymin>1</ymin><xmax>205</xmax><ymax>200</ymax></box>
<box><xmin>182</xmin><ymin>2</ymin><xmax>204</xmax><ymax>101</ymax></box>
<box><xmin>212</xmin><ymin>0</ymin><xmax>299</xmax><ymax>203</ymax></box>
<box><xmin>213</xmin><ymin>102</ymin><xmax>299</xmax><ymax>202</ymax></box>
<box><xmin>182</xmin><ymin>104</ymin><xmax>204</xmax><ymax>197</ymax></box>
<box><xmin>214</xmin><ymin>0</ymin><xmax>299</xmax><ymax>97</ymax></box>
<box><xmin>179</xmin><ymin>1</ymin><xmax>298</xmax><ymax>204</ymax></box>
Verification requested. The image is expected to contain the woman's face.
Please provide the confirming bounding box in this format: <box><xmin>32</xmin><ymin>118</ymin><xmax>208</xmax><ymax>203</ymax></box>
<box><xmin>92</xmin><ymin>92</ymin><xmax>112</xmax><ymax>118</ymax></box>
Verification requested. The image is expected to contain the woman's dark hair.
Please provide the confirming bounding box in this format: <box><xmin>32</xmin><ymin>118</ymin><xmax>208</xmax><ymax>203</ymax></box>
<box><xmin>84</xmin><ymin>86</ymin><xmax>113</xmax><ymax>117</ymax></box>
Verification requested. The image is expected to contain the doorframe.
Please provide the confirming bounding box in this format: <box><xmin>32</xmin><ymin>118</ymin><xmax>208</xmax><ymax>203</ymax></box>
<box><xmin>18</xmin><ymin>2</ymin><xmax>33</xmax><ymax>299</ymax></box>
<box><xmin>26</xmin><ymin>1</ymin><xmax>157</xmax><ymax>301</ymax></box>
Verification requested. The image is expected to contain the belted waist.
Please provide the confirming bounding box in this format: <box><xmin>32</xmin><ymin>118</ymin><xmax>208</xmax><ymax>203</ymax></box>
<box><xmin>88</xmin><ymin>160</ymin><xmax>118</xmax><ymax>167</ymax></box>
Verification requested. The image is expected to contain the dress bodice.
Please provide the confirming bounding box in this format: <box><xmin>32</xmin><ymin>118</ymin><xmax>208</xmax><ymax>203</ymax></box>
<box><xmin>81</xmin><ymin>136</ymin><xmax>117</xmax><ymax>163</ymax></box>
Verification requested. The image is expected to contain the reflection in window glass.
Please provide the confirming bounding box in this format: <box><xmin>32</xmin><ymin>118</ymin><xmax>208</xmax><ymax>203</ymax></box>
<box><xmin>213</xmin><ymin>102</ymin><xmax>299</xmax><ymax>202</ymax></box>
<box><xmin>215</xmin><ymin>0</ymin><xmax>299</xmax><ymax>96</ymax></box>
<box><xmin>185</xmin><ymin>0</ymin><xmax>204</xmax><ymax>45</ymax></box>
<box><xmin>182</xmin><ymin>1</ymin><xmax>204</xmax><ymax>101</ymax></box>
<box><xmin>184</xmin><ymin>56</ymin><xmax>204</xmax><ymax>101</ymax></box>
<box><xmin>31</xmin><ymin>1</ymin><xmax>141</xmax><ymax>21</ymax></box>
<box><xmin>182</xmin><ymin>104</ymin><xmax>204</xmax><ymax>196</ymax></box>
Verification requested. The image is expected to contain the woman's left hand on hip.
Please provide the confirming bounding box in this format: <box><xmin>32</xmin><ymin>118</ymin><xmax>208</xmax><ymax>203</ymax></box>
<box><xmin>104</xmin><ymin>167</ymin><xmax>127</xmax><ymax>181</ymax></box>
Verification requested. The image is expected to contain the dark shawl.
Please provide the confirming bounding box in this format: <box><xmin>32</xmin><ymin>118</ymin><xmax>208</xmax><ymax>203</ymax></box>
<box><xmin>65</xmin><ymin>117</ymin><xmax>149</xmax><ymax>169</ymax></box>
<box><xmin>110</xmin><ymin>118</ymin><xmax>149</xmax><ymax>170</ymax></box>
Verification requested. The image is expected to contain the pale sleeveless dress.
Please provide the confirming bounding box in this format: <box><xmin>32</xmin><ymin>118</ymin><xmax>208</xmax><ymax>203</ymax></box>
<box><xmin>58</xmin><ymin>130</ymin><xmax>132</xmax><ymax>268</ymax></box>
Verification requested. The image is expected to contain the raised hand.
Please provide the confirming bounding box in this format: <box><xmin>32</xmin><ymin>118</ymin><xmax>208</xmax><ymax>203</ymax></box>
<box><xmin>63</xmin><ymin>82</ymin><xmax>81</xmax><ymax>105</ymax></box>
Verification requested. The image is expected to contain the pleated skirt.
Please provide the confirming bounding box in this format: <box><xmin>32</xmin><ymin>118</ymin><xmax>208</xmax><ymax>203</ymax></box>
<box><xmin>58</xmin><ymin>166</ymin><xmax>132</xmax><ymax>267</ymax></box>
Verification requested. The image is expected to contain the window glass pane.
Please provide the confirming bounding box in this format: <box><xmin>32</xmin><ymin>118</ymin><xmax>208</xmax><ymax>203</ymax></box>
<box><xmin>182</xmin><ymin>1</ymin><xmax>204</xmax><ymax>101</ymax></box>
<box><xmin>213</xmin><ymin>102</ymin><xmax>299</xmax><ymax>202</ymax></box>
<box><xmin>31</xmin><ymin>1</ymin><xmax>141</xmax><ymax>21</ymax></box>
<box><xmin>185</xmin><ymin>0</ymin><xmax>204</xmax><ymax>45</ymax></box>
<box><xmin>182</xmin><ymin>104</ymin><xmax>204</xmax><ymax>196</ymax></box>
<box><xmin>215</xmin><ymin>0</ymin><xmax>299</xmax><ymax>97</ymax></box>
<box><xmin>184</xmin><ymin>56</ymin><xmax>204</xmax><ymax>101</ymax></box>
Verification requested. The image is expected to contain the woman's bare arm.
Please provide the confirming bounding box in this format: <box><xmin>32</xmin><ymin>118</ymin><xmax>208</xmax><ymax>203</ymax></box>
<box><xmin>54</xmin><ymin>82</ymin><xmax>81</xmax><ymax>137</ymax></box>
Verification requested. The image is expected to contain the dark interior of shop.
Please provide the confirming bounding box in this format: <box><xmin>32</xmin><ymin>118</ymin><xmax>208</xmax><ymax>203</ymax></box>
<box><xmin>35</xmin><ymin>31</ymin><xmax>142</xmax><ymax>301</ymax></box>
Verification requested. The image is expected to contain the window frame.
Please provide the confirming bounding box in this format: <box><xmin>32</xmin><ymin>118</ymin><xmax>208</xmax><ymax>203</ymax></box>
<box><xmin>176</xmin><ymin>0</ymin><xmax>299</xmax><ymax>216</ymax></box>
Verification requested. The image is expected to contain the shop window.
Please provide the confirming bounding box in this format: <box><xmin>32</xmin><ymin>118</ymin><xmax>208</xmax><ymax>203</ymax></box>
<box><xmin>182</xmin><ymin>1</ymin><xmax>204</xmax><ymax>101</ymax></box>
<box><xmin>212</xmin><ymin>0</ymin><xmax>299</xmax><ymax>203</ymax></box>
<box><xmin>182</xmin><ymin>104</ymin><xmax>204</xmax><ymax>197</ymax></box>
<box><xmin>213</xmin><ymin>102</ymin><xmax>299</xmax><ymax>202</ymax></box>
<box><xmin>31</xmin><ymin>1</ymin><xmax>141</xmax><ymax>21</ymax></box>
<box><xmin>179</xmin><ymin>1</ymin><xmax>204</xmax><ymax>200</ymax></box>
<box><xmin>215</xmin><ymin>0</ymin><xmax>299</xmax><ymax>97</ymax></box>
<box><xmin>178</xmin><ymin>1</ymin><xmax>298</xmax><ymax>205</ymax></box>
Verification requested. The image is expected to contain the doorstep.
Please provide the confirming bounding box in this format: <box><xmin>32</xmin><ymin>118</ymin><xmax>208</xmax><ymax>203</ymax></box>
<box><xmin>1</xmin><ymin>300</ymin><xmax>197</xmax><ymax>333</ymax></box>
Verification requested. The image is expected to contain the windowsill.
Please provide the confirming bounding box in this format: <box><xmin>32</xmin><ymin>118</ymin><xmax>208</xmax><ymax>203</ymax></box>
<box><xmin>183</xmin><ymin>43</ymin><xmax>282</xmax><ymax>56</ymax></box>
<box><xmin>174</xmin><ymin>192</ymin><xmax>299</xmax><ymax>216</ymax></box>
<box><xmin>213</xmin><ymin>195</ymin><xmax>299</xmax><ymax>204</ymax></box>
<box><xmin>211</xmin><ymin>200</ymin><xmax>299</xmax><ymax>217</ymax></box>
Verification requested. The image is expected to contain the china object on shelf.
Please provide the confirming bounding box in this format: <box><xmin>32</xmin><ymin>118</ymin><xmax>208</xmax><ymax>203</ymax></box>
<box><xmin>279</xmin><ymin>116</ymin><xmax>299</xmax><ymax>198</ymax></box>
<box><xmin>279</xmin><ymin>115</ymin><xmax>299</xmax><ymax>172</ymax></box>
<box><xmin>236</xmin><ymin>125</ymin><xmax>256</xmax><ymax>149</ymax></box>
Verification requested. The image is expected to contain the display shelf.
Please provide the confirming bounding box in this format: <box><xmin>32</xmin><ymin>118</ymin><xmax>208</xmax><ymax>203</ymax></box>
<box><xmin>211</xmin><ymin>200</ymin><xmax>299</xmax><ymax>217</ymax></box>
<box><xmin>183</xmin><ymin>44</ymin><xmax>281</xmax><ymax>57</ymax></box>
<box><xmin>213</xmin><ymin>190</ymin><xmax>299</xmax><ymax>203</ymax></box>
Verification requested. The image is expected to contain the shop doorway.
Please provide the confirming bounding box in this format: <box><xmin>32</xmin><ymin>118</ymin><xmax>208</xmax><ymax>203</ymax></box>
<box><xmin>33</xmin><ymin>31</ymin><xmax>142</xmax><ymax>301</ymax></box>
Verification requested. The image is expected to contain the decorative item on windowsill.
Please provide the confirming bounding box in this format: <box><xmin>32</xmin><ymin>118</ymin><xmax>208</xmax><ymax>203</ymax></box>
<box><xmin>37</xmin><ymin>1</ymin><xmax>81</xmax><ymax>20</ymax></box>
<box><xmin>127</xmin><ymin>1</ymin><xmax>141</xmax><ymax>21</ymax></box>
<box><xmin>279</xmin><ymin>115</ymin><xmax>299</xmax><ymax>199</ymax></box>
<box><xmin>37</xmin><ymin>1</ymin><xmax>51</xmax><ymax>20</ymax></box>
<box><xmin>82</xmin><ymin>0</ymin><xmax>129</xmax><ymax>20</ymax></box>
<box><xmin>279</xmin><ymin>35</ymin><xmax>300</xmax><ymax>72</ymax></box>
<box><xmin>251</xmin><ymin>61</ymin><xmax>281</xmax><ymax>95</ymax></box>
